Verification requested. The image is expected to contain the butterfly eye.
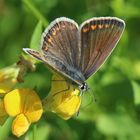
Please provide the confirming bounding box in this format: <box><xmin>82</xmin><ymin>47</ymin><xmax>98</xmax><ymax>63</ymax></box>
<box><xmin>79</xmin><ymin>83</ymin><xmax>88</xmax><ymax>91</ymax></box>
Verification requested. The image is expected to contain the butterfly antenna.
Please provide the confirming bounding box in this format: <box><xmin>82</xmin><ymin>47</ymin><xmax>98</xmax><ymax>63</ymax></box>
<box><xmin>76</xmin><ymin>88</ymin><xmax>97</xmax><ymax>117</ymax></box>
<box><xmin>88</xmin><ymin>87</ymin><xmax>97</xmax><ymax>103</ymax></box>
<box><xmin>77</xmin><ymin>88</ymin><xmax>97</xmax><ymax>113</ymax></box>
<box><xmin>82</xmin><ymin>88</ymin><xmax>97</xmax><ymax>110</ymax></box>
<box><xmin>76</xmin><ymin>90</ymin><xmax>83</xmax><ymax>116</ymax></box>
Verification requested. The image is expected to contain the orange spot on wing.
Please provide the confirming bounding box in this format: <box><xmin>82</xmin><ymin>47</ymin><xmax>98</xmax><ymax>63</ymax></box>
<box><xmin>82</xmin><ymin>27</ymin><xmax>89</xmax><ymax>33</ymax></box>
<box><xmin>56</xmin><ymin>27</ymin><xmax>59</xmax><ymax>31</ymax></box>
<box><xmin>105</xmin><ymin>24</ymin><xmax>109</xmax><ymax>28</ymax></box>
<box><xmin>98</xmin><ymin>24</ymin><xmax>103</xmax><ymax>29</ymax></box>
<box><xmin>52</xmin><ymin>30</ymin><xmax>56</xmax><ymax>35</ymax></box>
<box><xmin>62</xmin><ymin>25</ymin><xmax>65</xmax><ymax>28</ymax></box>
<box><xmin>44</xmin><ymin>46</ymin><xmax>48</xmax><ymax>51</ymax></box>
<box><xmin>48</xmin><ymin>38</ymin><xmax>53</xmax><ymax>44</ymax></box>
<box><xmin>91</xmin><ymin>25</ymin><xmax>97</xmax><ymax>30</ymax></box>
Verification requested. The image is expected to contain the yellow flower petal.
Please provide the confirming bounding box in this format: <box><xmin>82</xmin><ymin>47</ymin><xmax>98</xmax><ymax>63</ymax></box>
<box><xmin>53</xmin><ymin>89</ymin><xmax>81</xmax><ymax>120</ymax></box>
<box><xmin>0</xmin><ymin>99</ymin><xmax>8</xmax><ymax>125</ymax></box>
<box><xmin>45</xmin><ymin>74</ymin><xmax>81</xmax><ymax>120</ymax></box>
<box><xmin>12</xmin><ymin>113</ymin><xmax>30</xmax><ymax>137</ymax></box>
<box><xmin>24</xmin><ymin>90</ymin><xmax>43</xmax><ymax>123</ymax></box>
<box><xmin>4</xmin><ymin>89</ymin><xmax>22</xmax><ymax>116</ymax></box>
<box><xmin>0</xmin><ymin>79</ymin><xmax>17</xmax><ymax>94</ymax></box>
<box><xmin>0</xmin><ymin>65</ymin><xmax>19</xmax><ymax>95</ymax></box>
<box><xmin>4</xmin><ymin>88</ymin><xmax>43</xmax><ymax>123</ymax></box>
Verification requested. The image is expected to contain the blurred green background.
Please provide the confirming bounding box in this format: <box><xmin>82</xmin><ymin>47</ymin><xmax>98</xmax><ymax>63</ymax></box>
<box><xmin>0</xmin><ymin>0</ymin><xmax>140</xmax><ymax>140</ymax></box>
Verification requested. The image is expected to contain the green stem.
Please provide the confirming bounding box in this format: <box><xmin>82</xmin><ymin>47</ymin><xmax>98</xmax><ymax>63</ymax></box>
<box><xmin>22</xmin><ymin>0</ymin><xmax>48</xmax><ymax>26</ymax></box>
<box><xmin>33</xmin><ymin>124</ymin><xmax>37</xmax><ymax>140</ymax></box>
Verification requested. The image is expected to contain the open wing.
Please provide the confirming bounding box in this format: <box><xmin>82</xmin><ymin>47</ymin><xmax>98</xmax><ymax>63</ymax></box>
<box><xmin>40</xmin><ymin>17</ymin><xmax>80</xmax><ymax>68</ymax></box>
<box><xmin>79</xmin><ymin>17</ymin><xmax>125</xmax><ymax>79</ymax></box>
<box><xmin>23</xmin><ymin>17</ymin><xmax>82</xmax><ymax>85</ymax></box>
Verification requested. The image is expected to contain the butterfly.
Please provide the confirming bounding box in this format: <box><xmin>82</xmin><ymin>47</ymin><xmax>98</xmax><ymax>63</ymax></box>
<box><xmin>23</xmin><ymin>17</ymin><xmax>125</xmax><ymax>95</ymax></box>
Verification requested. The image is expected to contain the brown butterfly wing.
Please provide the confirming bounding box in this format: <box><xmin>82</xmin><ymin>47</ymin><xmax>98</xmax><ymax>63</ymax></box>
<box><xmin>79</xmin><ymin>17</ymin><xmax>125</xmax><ymax>79</ymax></box>
<box><xmin>23</xmin><ymin>48</ymin><xmax>83</xmax><ymax>85</ymax></box>
<box><xmin>23</xmin><ymin>17</ymin><xmax>83</xmax><ymax>85</ymax></box>
<box><xmin>24</xmin><ymin>17</ymin><xmax>125</xmax><ymax>85</ymax></box>
<box><xmin>41</xmin><ymin>17</ymin><xmax>80</xmax><ymax>68</ymax></box>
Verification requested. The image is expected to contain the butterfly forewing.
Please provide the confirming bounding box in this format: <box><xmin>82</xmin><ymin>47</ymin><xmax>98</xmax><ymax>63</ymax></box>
<box><xmin>79</xmin><ymin>17</ymin><xmax>125</xmax><ymax>79</ymax></box>
<box><xmin>24</xmin><ymin>17</ymin><xmax>84</xmax><ymax>85</ymax></box>
<box><xmin>41</xmin><ymin>17</ymin><xmax>80</xmax><ymax>68</ymax></box>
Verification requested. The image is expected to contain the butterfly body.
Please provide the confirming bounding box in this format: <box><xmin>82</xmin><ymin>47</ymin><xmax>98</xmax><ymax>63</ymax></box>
<box><xmin>23</xmin><ymin>17</ymin><xmax>125</xmax><ymax>93</ymax></box>
<box><xmin>43</xmin><ymin>52</ymin><xmax>86</xmax><ymax>85</ymax></box>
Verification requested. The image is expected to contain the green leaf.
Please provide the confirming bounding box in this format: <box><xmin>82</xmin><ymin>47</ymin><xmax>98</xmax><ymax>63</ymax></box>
<box><xmin>27</xmin><ymin>123</ymin><xmax>50</xmax><ymax>140</ymax></box>
<box><xmin>35</xmin><ymin>125</ymin><xmax>50</xmax><ymax>140</ymax></box>
<box><xmin>131</xmin><ymin>81</ymin><xmax>140</xmax><ymax>105</ymax></box>
<box><xmin>96</xmin><ymin>113</ymin><xmax>140</xmax><ymax>137</ymax></box>
<box><xmin>30</xmin><ymin>21</ymin><xmax>42</xmax><ymax>50</ymax></box>
<box><xmin>111</xmin><ymin>0</ymin><xmax>140</xmax><ymax>18</ymax></box>
<box><xmin>0</xmin><ymin>118</ymin><xmax>12</xmax><ymax>140</ymax></box>
<box><xmin>22</xmin><ymin>0</ymin><xmax>48</xmax><ymax>26</ymax></box>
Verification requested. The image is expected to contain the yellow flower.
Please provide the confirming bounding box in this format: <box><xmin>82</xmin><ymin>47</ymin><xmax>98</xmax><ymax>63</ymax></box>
<box><xmin>12</xmin><ymin>113</ymin><xmax>30</xmax><ymax>137</ymax></box>
<box><xmin>4</xmin><ymin>88</ymin><xmax>43</xmax><ymax>137</ymax></box>
<box><xmin>0</xmin><ymin>65</ymin><xmax>19</xmax><ymax>96</ymax></box>
<box><xmin>44</xmin><ymin>74</ymin><xmax>81</xmax><ymax>120</ymax></box>
<box><xmin>0</xmin><ymin>56</ymin><xmax>36</xmax><ymax>96</ymax></box>
<box><xmin>0</xmin><ymin>65</ymin><xmax>20</xmax><ymax>125</ymax></box>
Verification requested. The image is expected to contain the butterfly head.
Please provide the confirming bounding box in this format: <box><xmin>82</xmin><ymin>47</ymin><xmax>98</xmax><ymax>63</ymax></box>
<box><xmin>79</xmin><ymin>82</ymin><xmax>89</xmax><ymax>92</ymax></box>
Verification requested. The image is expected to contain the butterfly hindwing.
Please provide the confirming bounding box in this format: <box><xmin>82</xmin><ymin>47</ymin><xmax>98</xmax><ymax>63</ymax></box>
<box><xmin>79</xmin><ymin>17</ymin><xmax>125</xmax><ymax>79</ymax></box>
